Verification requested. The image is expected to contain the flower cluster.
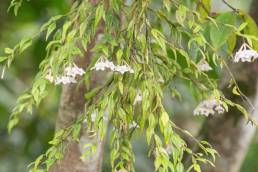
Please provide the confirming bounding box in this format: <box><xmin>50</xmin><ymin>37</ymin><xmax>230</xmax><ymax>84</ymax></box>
<box><xmin>197</xmin><ymin>59</ymin><xmax>212</xmax><ymax>72</ymax></box>
<box><xmin>234</xmin><ymin>43</ymin><xmax>258</xmax><ymax>63</ymax></box>
<box><xmin>91</xmin><ymin>56</ymin><xmax>134</xmax><ymax>74</ymax></box>
<box><xmin>45</xmin><ymin>64</ymin><xmax>85</xmax><ymax>85</ymax></box>
<box><xmin>193</xmin><ymin>98</ymin><xmax>225</xmax><ymax>117</ymax></box>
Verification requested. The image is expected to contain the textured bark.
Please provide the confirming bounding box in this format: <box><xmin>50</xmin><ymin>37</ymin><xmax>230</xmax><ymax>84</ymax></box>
<box><xmin>50</xmin><ymin>1</ymin><xmax>106</xmax><ymax>171</ymax></box>
<box><xmin>50</xmin><ymin>74</ymin><xmax>105</xmax><ymax>172</ymax></box>
<box><xmin>199</xmin><ymin>1</ymin><xmax>258</xmax><ymax>172</ymax></box>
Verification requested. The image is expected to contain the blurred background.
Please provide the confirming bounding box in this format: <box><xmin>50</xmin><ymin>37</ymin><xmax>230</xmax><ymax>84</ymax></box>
<box><xmin>0</xmin><ymin>0</ymin><xmax>257</xmax><ymax>172</ymax></box>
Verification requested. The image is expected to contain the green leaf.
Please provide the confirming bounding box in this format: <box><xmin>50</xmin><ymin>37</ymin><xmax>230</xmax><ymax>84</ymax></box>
<box><xmin>193</xmin><ymin>164</ymin><xmax>201</xmax><ymax>172</ymax></box>
<box><xmin>241</xmin><ymin>11</ymin><xmax>258</xmax><ymax>50</ymax></box>
<box><xmin>176</xmin><ymin>5</ymin><xmax>187</xmax><ymax>25</ymax></box>
<box><xmin>5</xmin><ymin>48</ymin><xmax>13</xmax><ymax>54</ymax></box>
<box><xmin>19</xmin><ymin>38</ymin><xmax>32</xmax><ymax>53</ymax></box>
<box><xmin>46</xmin><ymin>23</ymin><xmax>56</xmax><ymax>41</ymax></box>
<box><xmin>8</xmin><ymin>0</ymin><xmax>23</xmax><ymax>16</ymax></box>
<box><xmin>227</xmin><ymin>34</ymin><xmax>237</xmax><ymax>53</ymax></box>
<box><xmin>95</xmin><ymin>4</ymin><xmax>104</xmax><ymax>28</ymax></box>
<box><xmin>72</xmin><ymin>123</ymin><xmax>81</xmax><ymax>140</ymax></box>
<box><xmin>197</xmin><ymin>0</ymin><xmax>211</xmax><ymax>18</ymax></box>
<box><xmin>84</xmin><ymin>87</ymin><xmax>101</xmax><ymax>100</ymax></box>
<box><xmin>163</xmin><ymin>0</ymin><xmax>172</xmax><ymax>11</ymax></box>
<box><xmin>0</xmin><ymin>56</ymin><xmax>8</xmax><ymax>63</ymax></box>
<box><xmin>151</xmin><ymin>29</ymin><xmax>167</xmax><ymax>52</ymax></box>
<box><xmin>8</xmin><ymin>117</ymin><xmax>19</xmax><ymax>133</ymax></box>
<box><xmin>62</xmin><ymin>21</ymin><xmax>73</xmax><ymax>41</ymax></box>
<box><xmin>176</xmin><ymin>162</ymin><xmax>184</xmax><ymax>172</ymax></box>
<box><xmin>210</xmin><ymin>12</ymin><xmax>236</xmax><ymax>49</ymax></box>
<box><xmin>118</xmin><ymin>81</ymin><xmax>123</xmax><ymax>94</ymax></box>
<box><xmin>232</xmin><ymin>86</ymin><xmax>240</xmax><ymax>96</ymax></box>
<box><xmin>235</xmin><ymin>104</ymin><xmax>249</xmax><ymax>120</ymax></box>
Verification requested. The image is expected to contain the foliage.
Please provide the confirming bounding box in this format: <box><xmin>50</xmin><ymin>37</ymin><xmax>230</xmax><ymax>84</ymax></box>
<box><xmin>1</xmin><ymin>0</ymin><xmax>258</xmax><ymax>171</ymax></box>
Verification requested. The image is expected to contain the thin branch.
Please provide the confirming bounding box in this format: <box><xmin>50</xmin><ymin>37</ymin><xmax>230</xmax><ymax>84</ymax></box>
<box><xmin>222</xmin><ymin>0</ymin><xmax>238</xmax><ymax>12</ymax></box>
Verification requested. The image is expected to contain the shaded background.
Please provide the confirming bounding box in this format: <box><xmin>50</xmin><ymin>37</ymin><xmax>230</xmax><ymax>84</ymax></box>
<box><xmin>0</xmin><ymin>0</ymin><xmax>257</xmax><ymax>172</ymax></box>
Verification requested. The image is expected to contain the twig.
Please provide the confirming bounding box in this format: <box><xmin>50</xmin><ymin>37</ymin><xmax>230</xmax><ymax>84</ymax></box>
<box><xmin>222</xmin><ymin>0</ymin><xmax>238</xmax><ymax>12</ymax></box>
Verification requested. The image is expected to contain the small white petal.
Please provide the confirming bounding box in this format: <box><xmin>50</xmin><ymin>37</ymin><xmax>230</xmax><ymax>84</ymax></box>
<box><xmin>197</xmin><ymin>59</ymin><xmax>212</xmax><ymax>72</ymax></box>
<box><xmin>193</xmin><ymin>98</ymin><xmax>225</xmax><ymax>117</ymax></box>
<box><xmin>129</xmin><ymin>121</ymin><xmax>139</xmax><ymax>129</ymax></box>
<box><xmin>234</xmin><ymin>43</ymin><xmax>258</xmax><ymax>63</ymax></box>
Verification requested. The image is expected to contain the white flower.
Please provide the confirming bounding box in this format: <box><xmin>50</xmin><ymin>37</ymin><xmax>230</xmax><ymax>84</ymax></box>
<box><xmin>197</xmin><ymin>59</ymin><xmax>212</xmax><ymax>72</ymax></box>
<box><xmin>129</xmin><ymin>121</ymin><xmax>139</xmax><ymax>129</ymax></box>
<box><xmin>65</xmin><ymin>64</ymin><xmax>85</xmax><ymax>77</ymax></box>
<box><xmin>234</xmin><ymin>43</ymin><xmax>258</xmax><ymax>63</ymax></box>
<box><xmin>91</xmin><ymin>56</ymin><xmax>115</xmax><ymax>71</ymax></box>
<box><xmin>193</xmin><ymin>98</ymin><xmax>225</xmax><ymax>117</ymax></box>
<box><xmin>133</xmin><ymin>91</ymin><xmax>142</xmax><ymax>105</ymax></box>
<box><xmin>91</xmin><ymin>61</ymin><xmax>108</xmax><ymax>71</ymax></box>
<box><xmin>45</xmin><ymin>64</ymin><xmax>85</xmax><ymax>85</ymax></box>
<box><xmin>114</xmin><ymin>64</ymin><xmax>134</xmax><ymax>74</ymax></box>
<box><xmin>106</xmin><ymin>61</ymin><xmax>116</xmax><ymax>70</ymax></box>
<box><xmin>91</xmin><ymin>56</ymin><xmax>134</xmax><ymax>74</ymax></box>
<box><xmin>54</xmin><ymin>76</ymin><xmax>77</xmax><ymax>85</ymax></box>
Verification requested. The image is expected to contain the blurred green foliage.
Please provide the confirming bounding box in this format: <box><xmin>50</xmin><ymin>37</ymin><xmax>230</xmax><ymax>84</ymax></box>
<box><xmin>0</xmin><ymin>0</ymin><xmax>68</xmax><ymax>171</ymax></box>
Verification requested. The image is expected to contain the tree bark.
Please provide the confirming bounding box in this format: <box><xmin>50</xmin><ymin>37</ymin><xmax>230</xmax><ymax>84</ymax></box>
<box><xmin>50</xmin><ymin>1</ymin><xmax>105</xmax><ymax>171</ymax></box>
<box><xmin>199</xmin><ymin>1</ymin><xmax>258</xmax><ymax>172</ymax></box>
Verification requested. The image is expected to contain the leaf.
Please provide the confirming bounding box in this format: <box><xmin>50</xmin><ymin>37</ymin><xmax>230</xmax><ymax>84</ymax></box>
<box><xmin>193</xmin><ymin>164</ymin><xmax>201</xmax><ymax>172</ymax></box>
<box><xmin>151</xmin><ymin>29</ymin><xmax>167</xmax><ymax>52</ymax></box>
<box><xmin>95</xmin><ymin>4</ymin><xmax>104</xmax><ymax>28</ymax></box>
<box><xmin>160</xmin><ymin>111</ymin><xmax>169</xmax><ymax>127</ymax></box>
<box><xmin>118</xmin><ymin>81</ymin><xmax>123</xmax><ymax>94</ymax></box>
<box><xmin>232</xmin><ymin>86</ymin><xmax>240</xmax><ymax>96</ymax></box>
<box><xmin>171</xmin><ymin>88</ymin><xmax>182</xmax><ymax>101</ymax></box>
<box><xmin>176</xmin><ymin>162</ymin><xmax>184</xmax><ymax>172</ymax></box>
<box><xmin>19</xmin><ymin>38</ymin><xmax>32</xmax><ymax>53</ymax></box>
<box><xmin>227</xmin><ymin>33</ymin><xmax>237</xmax><ymax>53</ymax></box>
<box><xmin>46</xmin><ymin>23</ymin><xmax>56</xmax><ymax>41</ymax></box>
<box><xmin>163</xmin><ymin>0</ymin><xmax>172</xmax><ymax>11</ymax></box>
<box><xmin>235</xmin><ymin>104</ymin><xmax>249</xmax><ymax>120</ymax></box>
<box><xmin>40</xmin><ymin>15</ymin><xmax>63</xmax><ymax>32</ymax></box>
<box><xmin>62</xmin><ymin>21</ymin><xmax>73</xmax><ymax>41</ymax></box>
<box><xmin>210</xmin><ymin>12</ymin><xmax>236</xmax><ymax>49</ymax></box>
<box><xmin>0</xmin><ymin>56</ymin><xmax>8</xmax><ymax>63</ymax></box>
<box><xmin>8</xmin><ymin>117</ymin><xmax>19</xmax><ymax>133</ymax></box>
<box><xmin>5</xmin><ymin>48</ymin><xmax>13</xmax><ymax>54</ymax></box>
<box><xmin>241</xmin><ymin>11</ymin><xmax>258</xmax><ymax>50</ymax></box>
<box><xmin>72</xmin><ymin>123</ymin><xmax>81</xmax><ymax>140</ymax></box>
<box><xmin>84</xmin><ymin>87</ymin><xmax>101</xmax><ymax>100</ymax></box>
<box><xmin>238</xmin><ymin>22</ymin><xmax>248</xmax><ymax>32</ymax></box>
<box><xmin>8</xmin><ymin>0</ymin><xmax>23</xmax><ymax>16</ymax></box>
<box><xmin>176</xmin><ymin>5</ymin><xmax>187</xmax><ymax>25</ymax></box>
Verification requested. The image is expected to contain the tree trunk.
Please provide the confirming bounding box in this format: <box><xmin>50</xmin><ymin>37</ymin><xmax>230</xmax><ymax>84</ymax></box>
<box><xmin>50</xmin><ymin>1</ymin><xmax>105</xmax><ymax>171</ymax></box>
<box><xmin>199</xmin><ymin>1</ymin><xmax>258</xmax><ymax>172</ymax></box>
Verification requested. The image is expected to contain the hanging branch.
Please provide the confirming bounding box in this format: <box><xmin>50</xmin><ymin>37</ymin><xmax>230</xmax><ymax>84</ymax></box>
<box><xmin>222</xmin><ymin>0</ymin><xmax>238</xmax><ymax>11</ymax></box>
